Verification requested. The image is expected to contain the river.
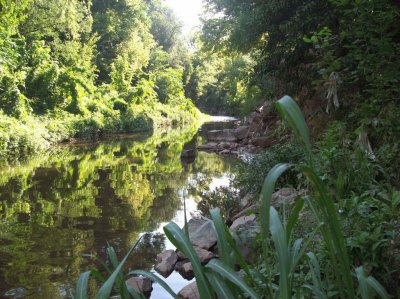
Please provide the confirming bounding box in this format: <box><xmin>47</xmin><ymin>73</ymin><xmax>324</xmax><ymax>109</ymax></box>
<box><xmin>0</xmin><ymin>119</ymin><xmax>239</xmax><ymax>298</ymax></box>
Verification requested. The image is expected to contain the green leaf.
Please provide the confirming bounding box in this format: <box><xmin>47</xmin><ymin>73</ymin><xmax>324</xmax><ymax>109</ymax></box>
<box><xmin>210</xmin><ymin>208</ymin><xmax>234</xmax><ymax>268</ymax></box>
<box><xmin>205</xmin><ymin>271</ymin><xmax>235</xmax><ymax>299</ymax></box>
<box><xmin>356</xmin><ymin>267</ymin><xmax>389</xmax><ymax>299</ymax></box>
<box><xmin>270</xmin><ymin>207</ymin><xmax>291</xmax><ymax>299</ymax></box>
<box><xmin>276</xmin><ymin>96</ymin><xmax>312</xmax><ymax>164</ymax></box>
<box><xmin>75</xmin><ymin>271</ymin><xmax>91</xmax><ymax>299</ymax></box>
<box><xmin>95</xmin><ymin>237</ymin><xmax>143</xmax><ymax>299</ymax></box>
<box><xmin>259</xmin><ymin>163</ymin><xmax>291</xmax><ymax>257</ymax></box>
<box><xmin>163</xmin><ymin>222</ymin><xmax>214</xmax><ymax>299</ymax></box>
<box><xmin>286</xmin><ymin>197</ymin><xmax>304</xmax><ymax>243</ymax></box>
<box><xmin>306</xmin><ymin>252</ymin><xmax>328</xmax><ymax>299</ymax></box>
<box><xmin>206</xmin><ymin>259</ymin><xmax>258</xmax><ymax>299</ymax></box>
<box><xmin>127</xmin><ymin>287</ymin><xmax>144</xmax><ymax>299</ymax></box>
<box><xmin>128</xmin><ymin>270</ymin><xmax>179</xmax><ymax>299</ymax></box>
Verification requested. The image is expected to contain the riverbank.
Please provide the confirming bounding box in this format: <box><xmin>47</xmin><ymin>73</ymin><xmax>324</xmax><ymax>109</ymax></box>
<box><xmin>0</xmin><ymin>119</ymin><xmax>241</xmax><ymax>298</ymax></box>
<box><xmin>0</xmin><ymin>102</ymin><xmax>202</xmax><ymax>162</ymax></box>
<box><xmin>197</xmin><ymin>101</ymin><xmax>281</xmax><ymax>158</ymax></box>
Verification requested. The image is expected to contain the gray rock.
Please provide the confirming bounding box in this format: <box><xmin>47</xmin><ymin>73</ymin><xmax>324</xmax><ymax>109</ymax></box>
<box><xmin>231</xmin><ymin>219</ymin><xmax>259</xmax><ymax>263</ymax></box>
<box><xmin>177</xmin><ymin>246</ymin><xmax>215</xmax><ymax>264</ymax></box>
<box><xmin>4</xmin><ymin>287</ymin><xmax>27</xmax><ymax>298</ymax></box>
<box><xmin>271</xmin><ymin>188</ymin><xmax>306</xmax><ymax>207</ymax></box>
<box><xmin>155</xmin><ymin>250</ymin><xmax>178</xmax><ymax>278</ymax></box>
<box><xmin>178</xmin><ymin>282</ymin><xmax>200</xmax><ymax>299</ymax></box>
<box><xmin>197</xmin><ymin>142</ymin><xmax>219</xmax><ymax>152</ymax></box>
<box><xmin>234</xmin><ymin>126</ymin><xmax>250</xmax><ymax>140</ymax></box>
<box><xmin>126</xmin><ymin>277</ymin><xmax>153</xmax><ymax>298</ymax></box>
<box><xmin>174</xmin><ymin>260</ymin><xmax>187</xmax><ymax>271</ymax></box>
<box><xmin>177</xmin><ymin>251</ymin><xmax>187</xmax><ymax>261</ymax></box>
<box><xmin>207</xmin><ymin>129</ymin><xmax>237</xmax><ymax>142</ymax></box>
<box><xmin>220</xmin><ymin>149</ymin><xmax>230</xmax><ymax>155</ymax></box>
<box><xmin>240</xmin><ymin>192</ymin><xmax>255</xmax><ymax>208</ymax></box>
<box><xmin>251</xmin><ymin>136</ymin><xmax>275</xmax><ymax>148</ymax></box>
<box><xmin>230</xmin><ymin>214</ymin><xmax>257</xmax><ymax>230</ymax></box>
<box><xmin>178</xmin><ymin>262</ymin><xmax>194</xmax><ymax>280</ymax></box>
<box><xmin>231</xmin><ymin>204</ymin><xmax>259</xmax><ymax>222</ymax></box>
<box><xmin>187</xmin><ymin>218</ymin><xmax>217</xmax><ymax>250</ymax></box>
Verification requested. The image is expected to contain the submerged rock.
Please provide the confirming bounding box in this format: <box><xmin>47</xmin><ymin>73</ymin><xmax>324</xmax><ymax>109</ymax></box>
<box><xmin>155</xmin><ymin>250</ymin><xmax>178</xmax><ymax>278</ymax></box>
<box><xmin>178</xmin><ymin>281</ymin><xmax>200</xmax><ymax>299</ymax></box>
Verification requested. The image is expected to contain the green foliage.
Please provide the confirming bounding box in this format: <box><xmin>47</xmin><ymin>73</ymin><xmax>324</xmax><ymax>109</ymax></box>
<box><xmin>234</xmin><ymin>142</ymin><xmax>303</xmax><ymax>194</ymax></box>
<box><xmin>76</xmin><ymin>96</ymin><xmax>393</xmax><ymax>299</ymax></box>
<box><xmin>186</xmin><ymin>50</ymin><xmax>263</xmax><ymax>116</ymax></box>
<box><xmin>0</xmin><ymin>0</ymin><xmax>201</xmax><ymax>160</ymax></box>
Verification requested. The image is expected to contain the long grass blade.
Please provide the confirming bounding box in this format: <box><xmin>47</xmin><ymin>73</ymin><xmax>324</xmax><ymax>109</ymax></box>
<box><xmin>275</xmin><ymin>96</ymin><xmax>312</xmax><ymax>163</ymax></box>
<box><xmin>356</xmin><ymin>267</ymin><xmax>389</xmax><ymax>299</ymax></box>
<box><xmin>286</xmin><ymin>197</ymin><xmax>304</xmax><ymax>243</ymax></box>
<box><xmin>75</xmin><ymin>271</ymin><xmax>91</xmax><ymax>299</ymax></box>
<box><xmin>300</xmin><ymin>164</ymin><xmax>354</xmax><ymax>298</ymax></box>
<box><xmin>205</xmin><ymin>271</ymin><xmax>235</xmax><ymax>299</ymax></box>
<box><xmin>206</xmin><ymin>259</ymin><xmax>258</xmax><ymax>299</ymax></box>
<box><xmin>95</xmin><ymin>236</ymin><xmax>143</xmax><ymax>299</ymax></box>
<box><xmin>306</xmin><ymin>252</ymin><xmax>328</xmax><ymax>299</ymax></box>
<box><xmin>210</xmin><ymin>208</ymin><xmax>234</xmax><ymax>268</ymax></box>
<box><xmin>128</xmin><ymin>270</ymin><xmax>179</xmax><ymax>299</ymax></box>
<box><xmin>163</xmin><ymin>222</ymin><xmax>214</xmax><ymax>299</ymax></box>
<box><xmin>269</xmin><ymin>206</ymin><xmax>291</xmax><ymax>299</ymax></box>
<box><xmin>260</xmin><ymin>163</ymin><xmax>291</xmax><ymax>255</ymax></box>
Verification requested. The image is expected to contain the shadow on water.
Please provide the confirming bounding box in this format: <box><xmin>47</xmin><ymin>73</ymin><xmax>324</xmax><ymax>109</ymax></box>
<box><xmin>0</xmin><ymin>120</ymin><xmax>240</xmax><ymax>298</ymax></box>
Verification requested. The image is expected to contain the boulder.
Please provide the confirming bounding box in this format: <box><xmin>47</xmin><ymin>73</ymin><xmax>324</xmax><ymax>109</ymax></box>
<box><xmin>178</xmin><ymin>282</ymin><xmax>200</xmax><ymax>299</ymax></box>
<box><xmin>230</xmin><ymin>218</ymin><xmax>259</xmax><ymax>263</ymax></box>
<box><xmin>125</xmin><ymin>277</ymin><xmax>153</xmax><ymax>298</ymax></box>
<box><xmin>175</xmin><ymin>260</ymin><xmax>186</xmax><ymax>270</ymax></box>
<box><xmin>219</xmin><ymin>149</ymin><xmax>230</xmax><ymax>155</ymax></box>
<box><xmin>251</xmin><ymin>136</ymin><xmax>275</xmax><ymax>148</ymax></box>
<box><xmin>260</xmin><ymin>102</ymin><xmax>273</xmax><ymax>120</ymax></box>
<box><xmin>177</xmin><ymin>246</ymin><xmax>215</xmax><ymax>264</ymax></box>
<box><xmin>234</xmin><ymin>126</ymin><xmax>250</xmax><ymax>140</ymax></box>
<box><xmin>178</xmin><ymin>262</ymin><xmax>194</xmax><ymax>280</ymax></box>
<box><xmin>230</xmin><ymin>214</ymin><xmax>257</xmax><ymax>230</ymax></box>
<box><xmin>187</xmin><ymin>219</ymin><xmax>217</xmax><ymax>250</ymax></box>
<box><xmin>155</xmin><ymin>250</ymin><xmax>178</xmax><ymax>278</ymax></box>
<box><xmin>207</xmin><ymin>129</ymin><xmax>237</xmax><ymax>142</ymax></box>
<box><xmin>231</xmin><ymin>204</ymin><xmax>259</xmax><ymax>222</ymax></box>
<box><xmin>271</xmin><ymin>188</ymin><xmax>306</xmax><ymax>207</ymax></box>
<box><xmin>240</xmin><ymin>192</ymin><xmax>255</xmax><ymax>208</ymax></box>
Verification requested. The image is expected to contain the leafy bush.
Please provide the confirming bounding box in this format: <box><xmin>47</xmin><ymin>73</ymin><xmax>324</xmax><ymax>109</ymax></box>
<box><xmin>234</xmin><ymin>141</ymin><xmax>304</xmax><ymax>194</ymax></box>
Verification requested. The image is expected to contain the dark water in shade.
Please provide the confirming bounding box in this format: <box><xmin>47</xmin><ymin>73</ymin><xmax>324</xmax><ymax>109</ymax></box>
<box><xmin>0</xmin><ymin>121</ymin><xmax>239</xmax><ymax>298</ymax></box>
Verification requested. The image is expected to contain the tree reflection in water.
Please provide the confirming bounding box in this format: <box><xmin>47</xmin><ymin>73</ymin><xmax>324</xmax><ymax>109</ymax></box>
<box><xmin>0</xmin><ymin>124</ymin><xmax>239</xmax><ymax>298</ymax></box>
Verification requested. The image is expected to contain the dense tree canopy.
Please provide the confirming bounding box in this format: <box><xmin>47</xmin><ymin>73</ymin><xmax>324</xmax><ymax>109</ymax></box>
<box><xmin>0</xmin><ymin>0</ymin><xmax>200</xmax><ymax>159</ymax></box>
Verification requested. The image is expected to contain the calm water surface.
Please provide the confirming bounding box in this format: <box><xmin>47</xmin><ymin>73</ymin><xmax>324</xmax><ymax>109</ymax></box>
<box><xmin>0</xmin><ymin>121</ymin><xmax>239</xmax><ymax>298</ymax></box>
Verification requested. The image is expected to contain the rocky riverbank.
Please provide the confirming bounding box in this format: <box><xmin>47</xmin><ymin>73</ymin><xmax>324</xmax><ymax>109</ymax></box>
<box><xmin>197</xmin><ymin>102</ymin><xmax>280</xmax><ymax>157</ymax></box>
<box><xmin>130</xmin><ymin>188</ymin><xmax>305</xmax><ymax>298</ymax></box>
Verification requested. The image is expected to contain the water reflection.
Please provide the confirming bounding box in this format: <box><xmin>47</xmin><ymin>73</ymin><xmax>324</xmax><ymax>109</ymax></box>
<box><xmin>0</xmin><ymin>124</ymin><xmax>239</xmax><ymax>298</ymax></box>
